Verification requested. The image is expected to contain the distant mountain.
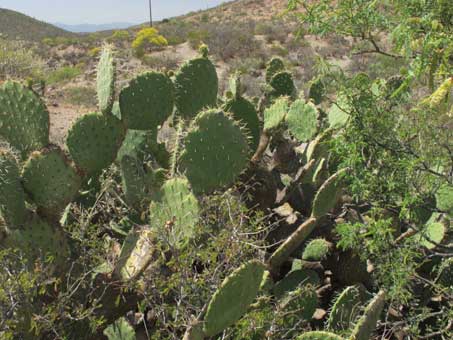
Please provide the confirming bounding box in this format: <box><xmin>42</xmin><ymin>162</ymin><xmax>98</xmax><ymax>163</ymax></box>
<box><xmin>53</xmin><ymin>22</ymin><xmax>137</xmax><ymax>33</ymax></box>
<box><xmin>0</xmin><ymin>8</ymin><xmax>75</xmax><ymax>41</ymax></box>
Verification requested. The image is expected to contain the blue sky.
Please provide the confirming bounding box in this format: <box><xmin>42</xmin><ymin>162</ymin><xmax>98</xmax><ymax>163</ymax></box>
<box><xmin>0</xmin><ymin>0</ymin><xmax>229</xmax><ymax>24</ymax></box>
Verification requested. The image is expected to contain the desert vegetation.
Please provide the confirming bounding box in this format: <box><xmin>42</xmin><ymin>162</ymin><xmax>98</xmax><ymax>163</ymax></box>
<box><xmin>0</xmin><ymin>0</ymin><xmax>452</xmax><ymax>340</ymax></box>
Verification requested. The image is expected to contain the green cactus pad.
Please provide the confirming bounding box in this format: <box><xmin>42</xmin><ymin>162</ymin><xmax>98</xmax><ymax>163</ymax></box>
<box><xmin>312</xmin><ymin>168</ymin><xmax>347</xmax><ymax>218</ymax></box>
<box><xmin>413</xmin><ymin>213</ymin><xmax>447</xmax><ymax>249</ymax></box>
<box><xmin>436</xmin><ymin>183</ymin><xmax>453</xmax><ymax>216</ymax></box>
<box><xmin>297</xmin><ymin>331</ymin><xmax>344</xmax><ymax>340</ymax></box>
<box><xmin>103</xmin><ymin>317</ymin><xmax>136</xmax><ymax>340</ymax></box>
<box><xmin>266</xmin><ymin>57</ymin><xmax>285</xmax><ymax>83</ymax></box>
<box><xmin>0</xmin><ymin>151</ymin><xmax>26</xmax><ymax>227</ymax></box>
<box><xmin>263</xmin><ymin>97</ymin><xmax>289</xmax><ymax>132</ymax></box>
<box><xmin>5</xmin><ymin>214</ymin><xmax>67</xmax><ymax>267</ymax></box>
<box><xmin>117</xmin><ymin>129</ymin><xmax>156</xmax><ymax>162</ymax></box>
<box><xmin>203</xmin><ymin>260</ymin><xmax>265</xmax><ymax>337</ymax></box>
<box><xmin>229</xmin><ymin>73</ymin><xmax>244</xmax><ymax>99</ymax></box>
<box><xmin>270</xmin><ymin>71</ymin><xmax>296</xmax><ymax>97</ymax></box>
<box><xmin>286</xmin><ymin>99</ymin><xmax>318</xmax><ymax>142</ymax></box>
<box><xmin>96</xmin><ymin>45</ymin><xmax>116</xmax><ymax>114</ymax></box>
<box><xmin>350</xmin><ymin>290</ymin><xmax>385</xmax><ymax>340</ymax></box>
<box><xmin>327</xmin><ymin>285</ymin><xmax>367</xmax><ymax>332</ymax></box>
<box><xmin>120</xmin><ymin>72</ymin><xmax>174</xmax><ymax>130</ymax></box>
<box><xmin>0</xmin><ymin>81</ymin><xmax>49</xmax><ymax>158</ymax></box>
<box><xmin>180</xmin><ymin>110</ymin><xmax>250</xmax><ymax>194</ymax></box>
<box><xmin>273</xmin><ymin>269</ymin><xmax>320</xmax><ymax>299</ymax></box>
<box><xmin>280</xmin><ymin>286</ymin><xmax>318</xmax><ymax>320</ymax></box>
<box><xmin>67</xmin><ymin>112</ymin><xmax>125</xmax><ymax>175</ymax></box>
<box><xmin>224</xmin><ymin>96</ymin><xmax>260</xmax><ymax>152</ymax></box>
<box><xmin>328</xmin><ymin>97</ymin><xmax>350</xmax><ymax>129</ymax></box>
<box><xmin>309</xmin><ymin>79</ymin><xmax>326</xmax><ymax>105</ymax></box>
<box><xmin>306</xmin><ymin>129</ymin><xmax>333</xmax><ymax>162</ymax></box>
<box><xmin>115</xmin><ymin>228</ymin><xmax>156</xmax><ymax>281</ymax></box>
<box><xmin>312</xmin><ymin>158</ymin><xmax>329</xmax><ymax>187</ymax></box>
<box><xmin>150</xmin><ymin>177</ymin><xmax>199</xmax><ymax>245</ymax></box>
<box><xmin>302</xmin><ymin>238</ymin><xmax>331</xmax><ymax>261</ymax></box>
<box><xmin>22</xmin><ymin>147</ymin><xmax>81</xmax><ymax>216</ymax></box>
<box><xmin>183</xmin><ymin>322</ymin><xmax>205</xmax><ymax>340</ymax></box>
<box><xmin>174</xmin><ymin>57</ymin><xmax>218</xmax><ymax>119</ymax></box>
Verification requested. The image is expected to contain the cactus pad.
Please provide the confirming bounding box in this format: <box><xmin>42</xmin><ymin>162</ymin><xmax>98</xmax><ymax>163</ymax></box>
<box><xmin>297</xmin><ymin>331</ymin><xmax>344</xmax><ymax>340</ymax></box>
<box><xmin>312</xmin><ymin>168</ymin><xmax>347</xmax><ymax>218</ymax></box>
<box><xmin>120</xmin><ymin>72</ymin><xmax>174</xmax><ymax>130</ymax></box>
<box><xmin>203</xmin><ymin>260</ymin><xmax>265</xmax><ymax>336</ymax></box>
<box><xmin>309</xmin><ymin>79</ymin><xmax>326</xmax><ymax>105</ymax></box>
<box><xmin>180</xmin><ymin>110</ymin><xmax>250</xmax><ymax>194</ymax></box>
<box><xmin>174</xmin><ymin>57</ymin><xmax>218</xmax><ymax>119</ymax></box>
<box><xmin>287</xmin><ymin>100</ymin><xmax>318</xmax><ymax>142</ymax></box>
<box><xmin>67</xmin><ymin>112</ymin><xmax>125</xmax><ymax>175</ymax></box>
<box><xmin>327</xmin><ymin>285</ymin><xmax>367</xmax><ymax>332</ymax></box>
<box><xmin>436</xmin><ymin>183</ymin><xmax>453</xmax><ymax>216</ymax></box>
<box><xmin>22</xmin><ymin>147</ymin><xmax>81</xmax><ymax>216</ymax></box>
<box><xmin>350</xmin><ymin>290</ymin><xmax>385</xmax><ymax>340</ymax></box>
<box><xmin>263</xmin><ymin>97</ymin><xmax>289</xmax><ymax>131</ymax></box>
<box><xmin>273</xmin><ymin>269</ymin><xmax>320</xmax><ymax>299</ymax></box>
<box><xmin>5</xmin><ymin>214</ymin><xmax>67</xmax><ymax>266</ymax></box>
<box><xmin>436</xmin><ymin>257</ymin><xmax>453</xmax><ymax>288</ymax></box>
<box><xmin>413</xmin><ymin>213</ymin><xmax>447</xmax><ymax>249</ymax></box>
<box><xmin>270</xmin><ymin>71</ymin><xmax>296</xmax><ymax>97</ymax></box>
<box><xmin>103</xmin><ymin>317</ymin><xmax>136</xmax><ymax>340</ymax></box>
<box><xmin>224</xmin><ymin>96</ymin><xmax>260</xmax><ymax>152</ymax></box>
<box><xmin>117</xmin><ymin>129</ymin><xmax>156</xmax><ymax>163</ymax></box>
<box><xmin>328</xmin><ymin>97</ymin><xmax>350</xmax><ymax>129</ymax></box>
<box><xmin>96</xmin><ymin>45</ymin><xmax>116</xmax><ymax>114</ymax></box>
<box><xmin>302</xmin><ymin>238</ymin><xmax>331</xmax><ymax>261</ymax></box>
<box><xmin>0</xmin><ymin>151</ymin><xmax>26</xmax><ymax>227</ymax></box>
<box><xmin>0</xmin><ymin>81</ymin><xmax>49</xmax><ymax>158</ymax></box>
<box><xmin>266</xmin><ymin>57</ymin><xmax>285</xmax><ymax>83</ymax></box>
<box><xmin>306</xmin><ymin>129</ymin><xmax>333</xmax><ymax>162</ymax></box>
<box><xmin>150</xmin><ymin>177</ymin><xmax>199</xmax><ymax>245</ymax></box>
<box><xmin>280</xmin><ymin>286</ymin><xmax>318</xmax><ymax>320</ymax></box>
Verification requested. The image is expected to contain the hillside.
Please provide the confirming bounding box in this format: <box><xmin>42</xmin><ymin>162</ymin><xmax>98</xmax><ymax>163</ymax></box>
<box><xmin>0</xmin><ymin>8</ymin><xmax>75</xmax><ymax>41</ymax></box>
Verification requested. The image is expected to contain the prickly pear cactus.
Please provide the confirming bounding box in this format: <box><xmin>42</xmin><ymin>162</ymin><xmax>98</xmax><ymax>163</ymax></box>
<box><xmin>203</xmin><ymin>260</ymin><xmax>266</xmax><ymax>337</ymax></box>
<box><xmin>96</xmin><ymin>45</ymin><xmax>116</xmax><ymax>114</ymax></box>
<box><xmin>119</xmin><ymin>72</ymin><xmax>174</xmax><ymax>130</ymax></box>
<box><xmin>180</xmin><ymin>110</ymin><xmax>250</xmax><ymax>194</ymax></box>
<box><xmin>150</xmin><ymin>177</ymin><xmax>199</xmax><ymax>245</ymax></box>
<box><xmin>413</xmin><ymin>212</ymin><xmax>447</xmax><ymax>249</ymax></box>
<box><xmin>297</xmin><ymin>331</ymin><xmax>344</xmax><ymax>340</ymax></box>
<box><xmin>103</xmin><ymin>317</ymin><xmax>136</xmax><ymax>340</ymax></box>
<box><xmin>273</xmin><ymin>269</ymin><xmax>320</xmax><ymax>299</ymax></box>
<box><xmin>115</xmin><ymin>228</ymin><xmax>156</xmax><ymax>282</ymax></box>
<box><xmin>327</xmin><ymin>97</ymin><xmax>350</xmax><ymax>129</ymax></box>
<box><xmin>67</xmin><ymin>112</ymin><xmax>125</xmax><ymax>175</ymax></box>
<box><xmin>0</xmin><ymin>150</ymin><xmax>26</xmax><ymax>226</ymax></box>
<box><xmin>350</xmin><ymin>290</ymin><xmax>385</xmax><ymax>340</ymax></box>
<box><xmin>22</xmin><ymin>147</ymin><xmax>81</xmax><ymax>216</ymax></box>
<box><xmin>302</xmin><ymin>238</ymin><xmax>331</xmax><ymax>261</ymax></box>
<box><xmin>174</xmin><ymin>55</ymin><xmax>218</xmax><ymax>119</ymax></box>
<box><xmin>435</xmin><ymin>183</ymin><xmax>453</xmax><ymax>216</ymax></box>
<box><xmin>279</xmin><ymin>285</ymin><xmax>318</xmax><ymax>321</ymax></box>
<box><xmin>312</xmin><ymin>168</ymin><xmax>347</xmax><ymax>218</ymax></box>
<box><xmin>306</xmin><ymin>129</ymin><xmax>333</xmax><ymax>162</ymax></box>
<box><xmin>270</xmin><ymin>71</ymin><xmax>296</xmax><ymax>97</ymax></box>
<box><xmin>224</xmin><ymin>96</ymin><xmax>261</xmax><ymax>152</ymax></box>
<box><xmin>4</xmin><ymin>214</ymin><xmax>67</xmax><ymax>267</ymax></box>
<box><xmin>286</xmin><ymin>99</ymin><xmax>318</xmax><ymax>142</ymax></box>
<box><xmin>309</xmin><ymin>78</ymin><xmax>326</xmax><ymax>105</ymax></box>
<box><xmin>117</xmin><ymin>129</ymin><xmax>156</xmax><ymax>163</ymax></box>
<box><xmin>436</xmin><ymin>257</ymin><xmax>453</xmax><ymax>288</ymax></box>
<box><xmin>266</xmin><ymin>57</ymin><xmax>285</xmax><ymax>83</ymax></box>
<box><xmin>327</xmin><ymin>285</ymin><xmax>366</xmax><ymax>332</ymax></box>
<box><xmin>0</xmin><ymin>81</ymin><xmax>49</xmax><ymax>158</ymax></box>
<box><xmin>183</xmin><ymin>321</ymin><xmax>205</xmax><ymax>340</ymax></box>
<box><xmin>263</xmin><ymin>97</ymin><xmax>289</xmax><ymax>132</ymax></box>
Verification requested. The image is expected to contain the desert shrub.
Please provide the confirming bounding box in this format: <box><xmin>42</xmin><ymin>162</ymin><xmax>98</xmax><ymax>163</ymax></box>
<box><xmin>46</xmin><ymin>65</ymin><xmax>82</xmax><ymax>84</ymax></box>
<box><xmin>158</xmin><ymin>20</ymin><xmax>191</xmax><ymax>45</ymax></box>
<box><xmin>0</xmin><ymin>38</ymin><xmax>45</xmax><ymax>80</ymax></box>
<box><xmin>141</xmin><ymin>54</ymin><xmax>179</xmax><ymax>71</ymax></box>
<box><xmin>109</xmin><ymin>30</ymin><xmax>130</xmax><ymax>42</ymax></box>
<box><xmin>132</xmin><ymin>27</ymin><xmax>168</xmax><ymax>58</ymax></box>
<box><xmin>64</xmin><ymin>86</ymin><xmax>97</xmax><ymax>107</ymax></box>
<box><xmin>87</xmin><ymin>47</ymin><xmax>101</xmax><ymax>57</ymax></box>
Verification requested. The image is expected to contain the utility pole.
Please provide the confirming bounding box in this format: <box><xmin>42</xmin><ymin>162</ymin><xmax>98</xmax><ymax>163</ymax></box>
<box><xmin>149</xmin><ymin>0</ymin><xmax>153</xmax><ymax>27</ymax></box>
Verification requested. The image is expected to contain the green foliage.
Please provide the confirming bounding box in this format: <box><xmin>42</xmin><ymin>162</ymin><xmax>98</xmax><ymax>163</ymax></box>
<box><xmin>132</xmin><ymin>27</ymin><xmax>167</xmax><ymax>57</ymax></box>
<box><xmin>302</xmin><ymin>238</ymin><xmax>331</xmax><ymax>261</ymax></box>
<box><xmin>96</xmin><ymin>45</ymin><xmax>116</xmax><ymax>114</ymax></box>
<box><xmin>46</xmin><ymin>65</ymin><xmax>82</xmax><ymax>84</ymax></box>
<box><xmin>297</xmin><ymin>331</ymin><xmax>344</xmax><ymax>340</ymax></box>
<box><xmin>103</xmin><ymin>318</ymin><xmax>136</xmax><ymax>340</ymax></box>
<box><xmin>0</xmin><ymin>81</ymin><xmax>49</xmax><ymax>158</ymax></box>
<box><xmin>0</xmin><ymin>38</ymin><xmax>44</xmax><ymax>80</ymax></box>
<box><xmin>436</xmin><ymin>183</ymin><xmax>453</xmax><ymax>216</ymax></box>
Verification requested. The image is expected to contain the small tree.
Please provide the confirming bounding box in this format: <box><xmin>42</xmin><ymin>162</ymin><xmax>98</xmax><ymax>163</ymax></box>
<box><xmin>132</xmin><ymin>27</ymin><xmax>167</xmax><ymax>57</ymax></box>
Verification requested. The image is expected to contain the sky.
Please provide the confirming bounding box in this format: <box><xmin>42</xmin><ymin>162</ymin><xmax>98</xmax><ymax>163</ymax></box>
<box><xmin>0</xmin><ymin>0</ymin><xmax>229</xmax><ymax>24</ymax></box>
